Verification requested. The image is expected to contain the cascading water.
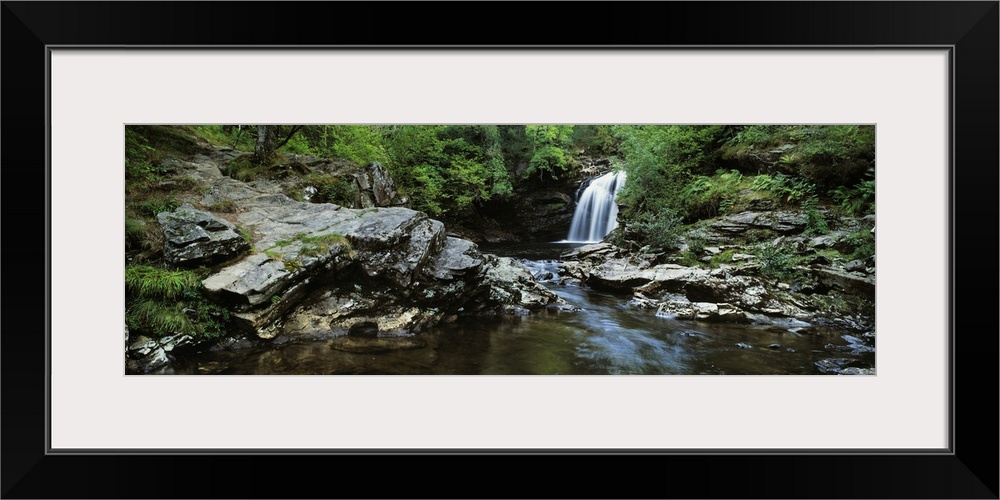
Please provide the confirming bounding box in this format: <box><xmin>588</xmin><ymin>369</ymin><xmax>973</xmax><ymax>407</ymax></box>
<box><xmin>566</xmin><ymin>170</ymin><xmax>627</xmax><ymax>242</ymax></box>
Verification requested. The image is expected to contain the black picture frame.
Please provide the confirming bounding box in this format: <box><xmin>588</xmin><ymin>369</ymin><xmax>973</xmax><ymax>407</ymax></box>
<box><xmin>3</xmin><ymin>2</ymin><xmax>997</xmax><ymax>498</ymax></box>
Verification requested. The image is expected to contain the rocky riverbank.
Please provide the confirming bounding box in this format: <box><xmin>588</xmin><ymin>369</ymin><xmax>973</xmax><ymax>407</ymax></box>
<box><xmin>555</xmin><ymin>209</ymin><xmax>875</xmax><ymax>335</ymax></box>
<box><xmin>126</xmin><ymin>147</ymin><xmax>566</xmax><ymax>373</ymax></box>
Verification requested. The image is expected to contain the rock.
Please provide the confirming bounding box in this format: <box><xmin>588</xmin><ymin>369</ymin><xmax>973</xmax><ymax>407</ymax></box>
<box><xmin>735</xmin><ymin>342</ymin><xmax>753</xmax><ymax>349</ymax></box>
<box><xmin>766</xmin><ymin>343</ymin><xmax>781</xmax><ymax>350</ymax></box>
<box><xmin>364</xmin><ymin>162</ymin><xmax>408</xmax><ymax>207</ymax></box>
<box><xmin>813</xmin><ymin>265</ymin><xmax>875</xmax><ymax>298</ymax></box>
<box><xmin>838</xmin><ymin>367</ymin><xmax>875</xmax><ymax>375</ymax></box>
<box><xmin>808</xmin><ymin>231</ymin><xmax>848</xmax><ymax>250</ymax></box>
<box><xmin>516</xmin><ymin>190</ymin><xmax>575</xmax><ymax>238</ymax></box>
<box><xmin>424</xmin><ymin>237</ymin><xmax>485</xmax><ymax>281</ymax></box>
<box><xmin>158</xmin><ymin>204</ymin><xmax>249</xmax><ymax>266</ymax></box>
<box><xmin>731</xmin><ymin>253</ymin><xmax>755</xmax><ymax>262</ymax></box>
<box><xmin>588</xmin><ymin>258</ymin><xmax>659</xmax><ymax>291</ymax></box>
<box><xmin>844</xmin><ymin>260</ymin><xmax>867</xmax><ymax>273</ymax></box>
<box><xmin>138</xmin><ymin>347</ymin><xmax>170</xmax><ymax>373</ymax></box>
<box><xmin>655</xmin><ymin>300</ymin><xmax>748</xmax><ymax>323</ymax></box>
<box><xmin>561</xmin><ymin>242</ymin><xmax>618</xmax><ymax>261</ymax></box>
<box><xmin>712</xmin><ymin>211</ymin><xmax>807</xmax><ymax>235</ymax></box>
<box><xmin>481</xmin><ymin>257</ymin><xmax>562</xmax><ymax>312</ymax></box>
<box><xmin>814</xmin><ymin>358</ymin><xmax>852</xmax><ymax>374</ymax></box>
<box><xmin>127</xmin><ymin>336</ymin><xmax>158</xmax><ymax>358</ymax></box>
<box><xmin>159</xmin><ymin>334</ymin><xmax>197</xmax><ymax>353</ymax></box>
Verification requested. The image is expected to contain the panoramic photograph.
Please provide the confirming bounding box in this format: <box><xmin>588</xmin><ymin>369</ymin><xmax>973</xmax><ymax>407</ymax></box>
<box><xmin>124</xmin><ymin>125</ymin><xmax>875</xmax><ymax>375</ymax></box>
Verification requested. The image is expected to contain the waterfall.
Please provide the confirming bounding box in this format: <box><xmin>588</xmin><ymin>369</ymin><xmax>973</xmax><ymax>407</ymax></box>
<box><xmin>566</xmin><ymin>170</ymin><xmax>627</xmax><ymax>242</ymax></box>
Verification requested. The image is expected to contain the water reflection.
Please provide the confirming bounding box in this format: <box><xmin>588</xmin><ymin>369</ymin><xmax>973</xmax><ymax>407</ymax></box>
<box><xmin>166</xmin><ymin>243</ymin><xmax>875</xmax><ymax>375</ymax></box>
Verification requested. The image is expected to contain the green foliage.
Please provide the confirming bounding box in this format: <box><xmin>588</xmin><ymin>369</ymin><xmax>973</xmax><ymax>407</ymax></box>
<box><xmin>755</xmin><ymin>243</ymin><xmax>795</xmax><ymax>280</ymax></box>
<box><xmin>614</xmin><ymin>125</ymin><xmax>725</xmax><ymax>222</ymax></box>
<box><xmin>630</xmin><ymin>207</ymin><xmax>683</xmax><ymax>251</ymax></box>
<box><xmin>137</xmin><ymin>195</ymin><xmax>180</xmax><ymax>217</ymax></box>
<box><xmin>383</xmin><ymin>125</ymin><xmax>499</xmax><ymax>216</ymax></box>
<box><xmin>832</xmin><ymin>180</ymin><xmax>875</xmax><ymax>216</ymax></box>
<box><xmin>803</xmin><ymin>197</ymin><xmax>829</xmax><ymax>235</ymax></box>
<box><xmin>125</xmin><ymin>265</ymin><xmax>229</xmax><ymax>339</ymax></box>
<box><xmin>572</xmin><ymin>125</ymin><xmax>618</xmax><ymax>156</ymax></box>
<box><xmin>686</xmin><ymin>232</ymin><xmax>707</xmax><ymax>255</ymax></box>
<box><xmin>678</xmin><ymin>251</ymin><xmax>702</xmax><ymax>267</ymax></box>
<box><xmin>317</xmin><ymin>125</ymin><xmax>389</xmax><ymax>165</ymax></box>
<box><xmin>125</xmin><ymin>265</ymin><xmax>201</xmax><ymax>299</ymax></box>
<box><xmin>524</xmin><ymin>125</ymin><xmax>575</xmax><ymax>181</ymax></box>
<box><xmin>125</xmin><ymin>128</ymin><xmax>159</xmax><ymax>181</ymax></box>
<box><xmin>270</xmin><ymin>294</ymin><xmax>282</xmax><ymax>305</ymax></box>
<box><xmin>125</xmin><ymin>217</ymin><xmax>149</xmax><ymax>248</ymax></box>
<box><xmin>482</xmin><ymin>125</ymin><xmax>513</xmax><ymax>199</ymax></box>
<box><xmin>681</xmin><ymin>169</ymin><xmax>745</xmax><ymax>218</ymax></box>
<box><xmin>283</xmin><ymin>257</ymin><xmax>302</xmax><ymax>272</ymax></box>
<box><xmin>300</xmin><ymin>174</ymin><xmax>358</xmax><ymax>206</ymax></box>
<box><xmin>725</xmin><ymin>125</ymin><xmax>874</xmax><ymax>191</ymax></box>
<box><xmin>846</xmin><ymin>229</ymin><xmax>875</xmax><ymax>262</ymax></box>
<box><xmin>749</xmin><ymin>173</ymin><xmax>815</xmax><ymax>203</ymax></box>
<box><xmin>236</xmin><ymin>225</ymin><xmax>253</xmax><ymax>244</ymax></box>
<box><xmin>709</xmin><ymin>249</ymin><xmax>736</xmax><ymax>268</ymax></box>
<box><xmin>225</xmin><ymin>154</ymin><xmax>269</xmax><ymax>182</ymax></box>
<box><xmin>298</xmin><ymin>233</ymin><xmax>350</xmax><ymax>257</ymax></box>
<box><xmin>280</xmin><ymin>131</ymin><xmax>316</xmax><ymax>155</ymax></box>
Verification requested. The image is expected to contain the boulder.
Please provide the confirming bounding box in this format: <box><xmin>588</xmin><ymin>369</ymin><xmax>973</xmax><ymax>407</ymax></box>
<box><xmin>711</xmin><ymin>210</ymin><xmax>807</xmax><ymax>235</ymax></box>
<box><xmin>363</xmin><ymin>162</ymin><xmax>408</xmax><ymax>207</ymax></box>
<box><xmin>812</xmin><ymin>265</ymin><xmax>875</xmax><ymax>298</ymax></box>
<box><xmin>158</xmin><ymin>204</ymin><xmax>249</xmax><ymax>266</ymax></box>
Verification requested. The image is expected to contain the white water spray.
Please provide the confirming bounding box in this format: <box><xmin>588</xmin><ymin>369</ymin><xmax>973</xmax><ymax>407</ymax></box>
<box><xmin>565</xmin><ymin>170</ymin><xmax>627</xmax><ymax>242</ymax></box>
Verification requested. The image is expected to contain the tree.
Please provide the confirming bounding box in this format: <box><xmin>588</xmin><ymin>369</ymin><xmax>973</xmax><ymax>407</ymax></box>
<box><xmin>253</xmin><ymin>125</ymin><xmax>304</xmax><ymax>165</ymax></box>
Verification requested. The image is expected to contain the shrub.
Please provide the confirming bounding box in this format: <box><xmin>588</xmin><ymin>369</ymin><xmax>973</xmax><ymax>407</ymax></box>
<box><xmin>803</xmin><ymin>197</ymin><xmax>829</xmax><ymax>235</ymax></box>
<box><xmin>755</xmin><ymin>243</ymin><xmax>795</xmax><ymax>280</ymax></box>
<box><xmin>750</xmin><ymin>173</ymin><xmax>815</xmax><ymax>204</ymax></box>
<box><xmin>846</xmin><ymin>229</ymin><xmax>875</xmax><ymax>262</ymax></box>
<box><xmin>681</xmin><ymin>170</ymin><xmax>745</xmax><ymax>219</ymax></box>
<box><xmin>832</xmin><ymin>180</ymin><xmax>875</xmax><ymax>216</ymax></box>
<box><xmin>630</xmin><ymin>207</ymin><xmax>683</xmax><ymax>251</ymax></box>
<box><xmin>686</xmin><ymin>232</ymin><xmax>707</xmax><ymax>255</ymax></box>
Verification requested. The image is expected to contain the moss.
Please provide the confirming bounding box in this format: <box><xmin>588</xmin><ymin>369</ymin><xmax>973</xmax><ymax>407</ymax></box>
<box><xmin>678</xmin><ymin>251</ymin><xmax>703</xmax><ymax>268</ymax></box>
<box><xmin>709</xmin><ymin>249</ymin><xmax>736</xmax><ymax>267</ymax></box>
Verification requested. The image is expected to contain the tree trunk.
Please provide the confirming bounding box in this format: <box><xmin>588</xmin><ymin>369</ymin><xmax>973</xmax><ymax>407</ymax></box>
<box><xmin>253</xmin><ymin>125</ymin><xmax>275</xmax><ymax>165</ymax></box>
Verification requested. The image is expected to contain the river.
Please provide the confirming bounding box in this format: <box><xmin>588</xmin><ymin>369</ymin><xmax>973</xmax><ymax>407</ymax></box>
<box><xmin>165</xmin><ymin>242</ymin><xmax>875</xmax><ymax>375</ymax></box>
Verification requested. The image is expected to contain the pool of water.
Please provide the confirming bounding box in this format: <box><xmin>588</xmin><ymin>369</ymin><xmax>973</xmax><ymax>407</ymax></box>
<box><xmin>165</xmin><ymin>243</ymin><xmax>875</xmax><ymax>375</ymax></box>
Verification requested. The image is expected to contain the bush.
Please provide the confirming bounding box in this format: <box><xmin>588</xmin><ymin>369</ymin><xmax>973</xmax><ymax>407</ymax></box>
<box><xmin>846</xmin><ymin>229</ymin><xmax>875</xmax><ymax>262</ymax></box>
<box><xmin>803</xmin><ymin>197</ymin><xmax>829</xmax><ymax>235</ymax></box>
<box><xmin>755</xmin><ymin>243</ymin><xmax>795</xmax><ymax>280</ymax></box>
<box><xmin>750</xmin><ymin>173</ymin><xmax>815</xmax><ymax>204</ymax></box>
<box><xmin>832</xmin><ymin>180</ymin><xmax>875</xmax><ymax>216</ymax></box>
<box><xmin>681</xmin><ymin>170</ymin><xmax>745</xmax><ymax>219</ymax></box>
<box><xmin>630</xmin><ymin>207</ymin><xmax>683</xmax><ymax>251</ymax></box>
